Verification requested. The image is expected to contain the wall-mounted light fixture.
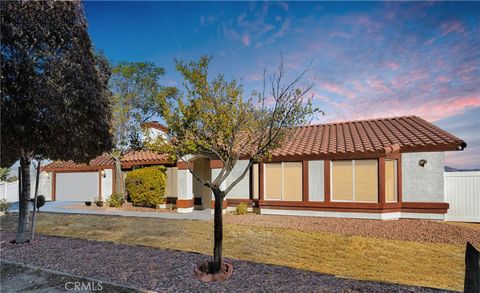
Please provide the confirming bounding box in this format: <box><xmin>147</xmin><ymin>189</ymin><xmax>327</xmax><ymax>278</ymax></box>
<box><xmin>419</xmin><ymin>159</ymin><xmax>427</xmax><ymax>167</ymax></box>
<box><xmin>101</xmin><ymin>170</ymin><xmax>106</xmax><ymax>178</ymax></box>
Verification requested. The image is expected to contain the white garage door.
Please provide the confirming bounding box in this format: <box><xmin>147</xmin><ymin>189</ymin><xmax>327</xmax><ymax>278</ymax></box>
<box><xmin>56</xmin><ymin>172</ymin><xmax>99</xmax><ymax>201</ymax></box>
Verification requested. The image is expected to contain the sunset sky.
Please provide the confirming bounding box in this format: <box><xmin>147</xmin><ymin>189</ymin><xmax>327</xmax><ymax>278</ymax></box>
<box><xmin>84</xmin><ymin>1</ymin><xmax>479</xmax><ymax>169</ymax></box>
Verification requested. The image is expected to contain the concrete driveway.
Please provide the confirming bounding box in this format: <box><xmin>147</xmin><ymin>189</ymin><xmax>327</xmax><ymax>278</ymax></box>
<box><xmin>7</xmin><ymin>201</ymin><xmax>213</xmax><ymax>221</ymax></box>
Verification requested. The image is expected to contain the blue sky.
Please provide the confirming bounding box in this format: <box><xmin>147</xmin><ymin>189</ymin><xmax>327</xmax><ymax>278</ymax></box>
<box><xmin>84</xmin><ymin>1</ymin><xmax>480</xmax><ymax>169</ymax></box>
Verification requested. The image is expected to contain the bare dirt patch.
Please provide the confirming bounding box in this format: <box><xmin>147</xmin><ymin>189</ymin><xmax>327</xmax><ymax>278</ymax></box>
<box><xmin>224</xmin><ymin>213</ymin><xmax>480</xmax><ymax>246</ymax></box>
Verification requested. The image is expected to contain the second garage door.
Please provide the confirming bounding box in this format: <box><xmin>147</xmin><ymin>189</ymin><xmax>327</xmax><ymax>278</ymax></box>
<box><xmin>56</xmin><ymin>172</ymin><xmax>99</xmax><ymax>201</ymax></box>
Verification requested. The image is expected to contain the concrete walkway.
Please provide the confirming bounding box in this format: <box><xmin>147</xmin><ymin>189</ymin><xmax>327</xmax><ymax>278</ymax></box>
<box><xmin>8</xmin><ymin>201</ymin><xmax>213</xmax><ymax>221</ymax></box>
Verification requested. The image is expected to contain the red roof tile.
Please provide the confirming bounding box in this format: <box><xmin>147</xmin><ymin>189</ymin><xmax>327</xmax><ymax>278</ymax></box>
<box><xmin>43</xmin><ymin>154</ymin><xmax>114</xmax><ymax>171</ymax></box>
<box><xmin>43</xmin><ymin>116</ymin><xmax>465</xmax><ymax>171</ymax></box>
<box><xmin>43</xmin><ymin>150</ymin><xmax>171</xmax><ymax>171</ymax></box>
<box><xmin>270</xmin><ymin>115</ymin><xmax>466</xmax><ymax>158</ymax></box>
<box><xmin>121</xmin><ymin>150</ymin><xmax>171</xmax><ymax>167</ymax></box>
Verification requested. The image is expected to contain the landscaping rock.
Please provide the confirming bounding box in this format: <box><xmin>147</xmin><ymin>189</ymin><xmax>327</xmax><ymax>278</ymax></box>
<box><xmin>1</xmin><ymin>232</ymin><xmax>452</xmax><ymax>293</ymax></box>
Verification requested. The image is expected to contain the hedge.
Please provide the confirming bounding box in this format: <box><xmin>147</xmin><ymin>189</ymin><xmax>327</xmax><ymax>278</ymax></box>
<box><xmin>125</xmin><ymin>166</ymin><xmax>167</xmax><ymax>208</ymax></box>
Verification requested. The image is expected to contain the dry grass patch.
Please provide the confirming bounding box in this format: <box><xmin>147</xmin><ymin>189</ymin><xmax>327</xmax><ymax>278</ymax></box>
<box><xmin>0</xmin><ymin>213</ymin><xmax>466</xmax><ymax>291</ymax></box>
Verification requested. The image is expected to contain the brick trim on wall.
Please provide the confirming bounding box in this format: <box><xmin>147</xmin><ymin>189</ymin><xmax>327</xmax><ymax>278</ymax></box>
<box><xmin>379</xmin><ymin>157</ymin><xmax>386</xmax><ymax>204</ymax></box>
<box><xmin>258</xmin><ymin>201</ymin><xmax>448</xmax><ymax>214</ymax></box>
<box><xmin>211</xmin><ymin>200</ymin><xmax>228</xmax><ymax>209</ymax></box>
<box><xmin>177</xmin><ymin>161</ymin><xmax>194</xmax><ymax>170</ymax></box>
<box><xmin>324</xmin><ymin>160</ymin><xmax>331</xmax><ymax>203</ymax></box>
<box><xmin>51</xmin><ymin>172</ymin><xmax>56</xmax><ymax>201</ymax></box>
<box><xmin>302</xmin><ymin>160</ymin><xmax>309</xmax><ymax>202</ymax></box>
<box><xmin>210</xmin><ymin>160</ymin><xmax>224</xmax><ymax>169</ymax></box>
<box><xmin>176</xmin><ymin>199</ymin><xmax>194</xmax><ymax>208</ymax></box>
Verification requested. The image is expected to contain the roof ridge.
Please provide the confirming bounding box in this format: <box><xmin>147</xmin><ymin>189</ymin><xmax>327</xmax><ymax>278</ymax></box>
<box><xmin>299</xmin><ymin>115</ymin><xmax>419</xmax><ymax>128</ymax></box>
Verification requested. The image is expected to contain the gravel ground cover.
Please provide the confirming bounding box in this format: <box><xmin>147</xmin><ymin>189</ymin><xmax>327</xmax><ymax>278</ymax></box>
<box><xmin>0</xmin><ymin>232</ymin><xmax>452</xmax><ymax>293</ymax></box>
<box><xmin>0</xmin><ymin>262</ymin><xmax>140</xmax><ymax>293</ymax></box>
<box><xmin>0</xmin><ymin>213</ymin><xmax>469</xmax><ymax>290</ymax></box>
<box><xmin>224</xmin><ymin>214</ymin><xmax>480</xmax><ymax>245</ymax></box>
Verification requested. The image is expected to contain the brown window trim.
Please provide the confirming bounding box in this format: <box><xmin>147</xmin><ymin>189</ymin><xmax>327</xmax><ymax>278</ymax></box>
<box><xmin>258</xmin><ymin>200</ymin><xmax>447</xmax><ymax>214</ymax></box>
<box><xmin>256</xmin><ymin>151</ymin><xmax>403</xmax><ymax>210</ymax></box>
<box><xmin>263</xmin><ymin>161</ymin><xmax>304</xmax><ymax>202</ymax></box>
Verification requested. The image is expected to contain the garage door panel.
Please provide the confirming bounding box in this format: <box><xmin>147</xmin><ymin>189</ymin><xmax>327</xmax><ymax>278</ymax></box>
<box><xmin>56</xmin><ymin>172</ymin><xmax>99</xmax><ymax>201</ymax></box>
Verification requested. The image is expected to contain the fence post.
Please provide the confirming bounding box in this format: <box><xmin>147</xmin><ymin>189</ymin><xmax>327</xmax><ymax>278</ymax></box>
<box><xmin>464</xmin><ymin>242</ymin><xmax>480</xmax><ymax>293</ymax></box>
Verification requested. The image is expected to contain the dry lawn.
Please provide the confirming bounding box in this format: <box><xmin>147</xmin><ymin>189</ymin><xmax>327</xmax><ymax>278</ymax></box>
<box><xmin>0</xmin><ymin>213</ymin><xmax>470</xmax><ymax>291</ymax></box>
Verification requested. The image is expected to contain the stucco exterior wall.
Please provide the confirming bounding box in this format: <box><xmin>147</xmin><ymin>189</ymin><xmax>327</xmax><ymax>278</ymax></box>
<box><xmin>177</xmin><ymin>169</ymin><xmax>193</xmax><ymax>200</ymax></box>
<box><xmin>101</xmin><ymin>169</ymin><xmax>113</xmax><ymax>200</ymax></box>
<box><xmin>224</xmin><ymin>160</ymin><xmax>250</xmax><ymax>199</ymax></box>
<box><xmin>402</xmin><ymin>152</ymin><xmax>445</xmax><ymax>202</ymax></box>
<box><xmin>165</xmin><ymin>167</ymin><xmax>178</xmax><ymax>198</ymax></box>
<box><xmin>193</xmin><ymin>158</ymin><xmax>210</xmax><ymax>200</ymax></box>
<box><xmin>308</xmin><ymin>160</ymin><xmax>324</xmax><ymax>201</ymax></box>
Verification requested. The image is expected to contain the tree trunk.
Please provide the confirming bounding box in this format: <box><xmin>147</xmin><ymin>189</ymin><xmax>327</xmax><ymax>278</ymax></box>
<box><xmin>464</xmin><ymin>242</ymin><xmax>480</xmax><ymax>293</ymax></box>
<box><xmin>16</xmin><ymin>156</ymin><xmax>31</xmax><ymax>243</ymax></box>
<box><xmin>211</xmin><ymin>189</ymin><xmax>224</xmax><ymax>274</ymax></box>
<box><xmin>113</xmin><ymin>157</ymin><xmax>124</xmax><ymax>198</ymax></box>
<box><xmin>30</xmin><ymin>159</ymin><xmax>41</xmax><ymax>242</ymax></box>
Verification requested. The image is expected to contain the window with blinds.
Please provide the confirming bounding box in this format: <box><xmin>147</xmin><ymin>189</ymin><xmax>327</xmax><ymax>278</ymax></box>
<box><xmin>331</xmin><ymin>161</ymin><xmax>353</xmax><ymax>201</ymax></box>
<box><xmin>385</xmin><ymin>159</ymin><xmax>397</xmax><ymax>202</ymax></box>
<box><xmin>355</xmin><ymin>160</ymin><xmax>378</xmax><ymax>202</ymax></box>
<box><xmin>331</xmin><ymin>160</ymin><xmax>378</xmax><ymax>202</ymax></box>
<box><xmin>264</xmin><ymin>162</ymin><xmax>302</xmax><ymax>201</ymax></box>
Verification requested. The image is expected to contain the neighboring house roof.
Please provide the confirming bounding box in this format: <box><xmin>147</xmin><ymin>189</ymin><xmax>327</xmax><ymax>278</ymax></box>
<box><xmin>43</xmin><ymin>150</ymin><xmax>171</xmax><ymax>171</ymax></box>
<box><xmin>141</xmin><ymin>121</ymin><xmax>168</xmax><ymax>132</ymax></box>
<box><xmin>270</xmin><ymin>115</ymin><xmax>466</xmax><ymax>158</ymax></box>
<box><xmin>121</xmin><ymin>150</ymin><xmax>171</xmax><ymax>168</ymax></box>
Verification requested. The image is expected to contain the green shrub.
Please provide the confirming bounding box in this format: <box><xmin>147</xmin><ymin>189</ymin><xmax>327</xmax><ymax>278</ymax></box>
<box><xmin>36</xmin><ymin>195</ymin><xmax>46</xmax><ymax>210</ymax></box>
<box><xmin>125</xmin><ymin>166</ymin><xmax>167</xmax><ymax>208</ymax></box>
<box><xmin>107</xmin><ymin>192</ymin><xmax>125</xmax><ymax>208</ymax></box>
<box><xmin>0</xmin><ymin>198</ymin><xmax>10</xmax><ymax>213</ymax></box>
<box><xmin>236</xmin><ymin>202</ymin><xmax>248</xmax><ymax>215</ymax></box>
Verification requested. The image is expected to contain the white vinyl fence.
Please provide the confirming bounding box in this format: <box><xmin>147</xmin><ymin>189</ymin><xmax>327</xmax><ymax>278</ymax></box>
<box><xmin>0</xmin><ymin>181</ymin><xmax>19</xmax><ymax>203</ymax></box>
<box><xmin>0</xmin><ymin>172</ymin><xmax>52</xmax><ymax>203</ymax></box>
<box><xmin>445</xmin><ymin>171</ymin><xmax>480</xmax><ymax>222</ymax></box>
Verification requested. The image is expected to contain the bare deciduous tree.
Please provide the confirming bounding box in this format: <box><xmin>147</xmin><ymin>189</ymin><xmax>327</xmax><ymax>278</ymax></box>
<box><xmin>148</xmin><ymin>56</ymin><xmax>319</xmax><ymax>275</ymax></box>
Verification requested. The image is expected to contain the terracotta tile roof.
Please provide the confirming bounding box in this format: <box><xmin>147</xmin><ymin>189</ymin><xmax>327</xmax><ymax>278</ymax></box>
<box><xmin>43</xmin><ymin>154</ymin><xmax>114</xmax><ymax>171</ymax></box>
<box><xmin>42</xmin><ymin>116</ymin><xmax>465</xmax><ymax>171</ymax></box>
<box><xmin>121</xmin><ymin>150</ymin><xmax>171</xmax><ymax>167</ymax></box>
<box><xmin>141</xmin><ymin>121</ymin><xmax>168</xmax><ymax>132</ymax></box>
<box><xmin>43</xmin><ymin>150</ymin><xmax>171</xmax><ymax>171</ymax></box>
<box><xmin>271</xmin><ymin>115</ymin><xmax>466</xmax><ymax>158</ymax></box>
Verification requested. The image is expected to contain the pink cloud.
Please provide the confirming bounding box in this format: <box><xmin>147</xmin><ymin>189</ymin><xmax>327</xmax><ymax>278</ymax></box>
<box><xmin>321</xmin><ymin>82</ymin><xmax>355</xmax><ymax>99</ymax></box>
<box><xmin>440</xmin><ymin>20</ymin><xmax>466</xmax><ymax>36</ymax></box>
<box><xmin>437</xmin><ymin>76</ymin><xmax>451</xmax><ymax>83</ymax></box>
<box><xmin>339</xmin><ymin>94</ymin><xmax>479</xmax><ymax>123</ymax></box>
<box><xmin>390</xmin><ymin>70</ymin><xmax>430</xmax><ymax>89</ymax></box>
<box><xmin>245</xmin><ymin>72</ymin><xmax>263</xmax><ymax>82</ymax></box>
<box><xmin>385</xmin><ymin>61</ymin><xmax>400</xmax><ymax>70</ymax></box>
<box><xmin>367</xmin><ymin>79</ymin><xmax>391</xmax><ymax>94</ymax></box>
<box><xmin>424</xmin><ymin>37</ymin><xmax>436</xmax><ymax>45</ymax></box>
<box><xmin>355</xmin><ymin>15</ymin><xmax>383</xmax><ymax>34</ymax></box>
<box><xmin>241</xmin><ymin>34</ymin><xmax>251</xmax><ymax>46</ymax></box>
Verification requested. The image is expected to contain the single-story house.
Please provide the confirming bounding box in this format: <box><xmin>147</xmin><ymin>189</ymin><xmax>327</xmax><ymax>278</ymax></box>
<box><xmin>42</xmin><ymin>116</ymin><xmax>466</xmax><ymax>220</ymax></box>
